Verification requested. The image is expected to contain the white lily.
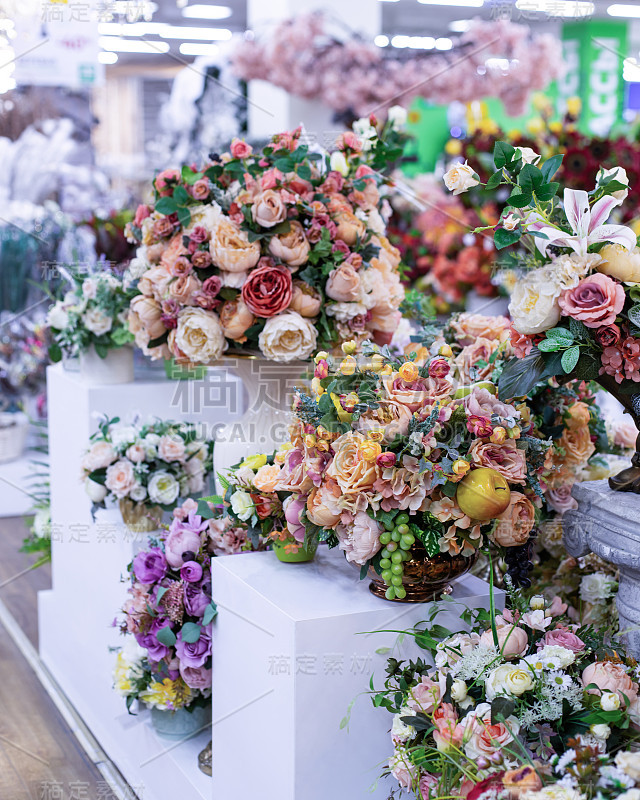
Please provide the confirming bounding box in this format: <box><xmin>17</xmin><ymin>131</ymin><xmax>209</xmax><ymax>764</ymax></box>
<box><xmin>527</xmin><ymin>188</ymin><xmax>636</xmax><ymax>258</ymax></box>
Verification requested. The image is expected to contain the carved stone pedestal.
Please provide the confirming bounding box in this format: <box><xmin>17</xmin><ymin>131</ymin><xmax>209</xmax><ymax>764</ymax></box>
<box><xmin>563</xmin><ymin>480</ymin><xmax>640</xmax><ymax>656</ymax></box>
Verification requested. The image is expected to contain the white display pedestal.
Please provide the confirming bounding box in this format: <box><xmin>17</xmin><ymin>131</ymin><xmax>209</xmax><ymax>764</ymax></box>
<box><xmin>39</xmin><ymin>364</ymin><xmax>242</xmax><ymax>800</ymax></box>
<box><xmin>211</xmin><ymin>547</ymin><xmax>499</xmax><ymax>800</ymax></box>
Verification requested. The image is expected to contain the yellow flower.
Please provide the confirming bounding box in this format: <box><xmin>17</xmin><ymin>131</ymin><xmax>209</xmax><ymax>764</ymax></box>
<box><xmin>139</xmin><ymin>679</ymin><xmax>191</xmax><ymax>711</ymax></box>
<box><xmin>314</xmin><ymin>350</ymin><xmax>328</xmax><ymax>363</ymax></box>
<box><xmin>507</xmin><ymin>426</ymin><xmax>521</xmax><ymax>440</ymax></box>
<box><xmin>526</xmin><ymin>117</ymin><xmax>545</xmax><ymax>135</ymax></box>
<box><xmin>331</xmin><ymin>392</ymin><xmax>352</xmax><ymax>423</ymax></box>
<box><xmin>380</xmin><ymin>364</ymin><xmax>393</xmax><ymax>376</ymax></box>
<box><xmin>445</xmin><ymin>139</ymin><xmax>462</xmax><ymax>156</ymax></box>
<box><xmin>398</xmin><ymin>361</ymin><xmax>420</xmax><ymax>383</ymax></box>
<box><xmin>566</xmin><ymin>96</ymin><xmax>582</xmax><ymax>117</ymax></box>
<box><xmin>113</xmin><ymin>653</ymin><xmax>134</xmax><ymax>695</ymax></box>
<box><xmin>439</xmin><ymin>344</ymin><xmax>453</xmax><ymax>358</ymax></box>
<box><xmin>516</xmin><ymin>403</ymin><xmax>531</xmax><ymax>423</ymax></box>
<box><xmin>549</xmin><ymin>121</ymin><xmax>562</xmax><ymax>135</ymax></box>
<box><xmin>367</xmin><ymin>427</ymin><xmax>385</xmax><ymax>443</ymax></box>
<box><xmin>491</xmin><ymin>426</ymin><xmax>507</xmax><ymax>444</ymax></box>
<box><xmin>341</xmin><ymin>340</ymin><xmax>357</xmax><ymax>355</ymax></box>
<box><xmin>304</xmin><ymin>434</ymin><xmax>317</xmax><ymax>449</ymax></box>
<box><xmin>316</xmin><ymin>425</ymin><xmax>332</xmax><ymax>440</ymax></box>
<box><xmin>311</xmin><ymin>377</ymin><xmax>325</xmax><ymax>396</ymax></box>
<box><xmin>343</xmin><ymin>392</ymin><xmax>360</xmax><ymax>410</ymax></box>
<box><xmin>452</xmin><ymin>459</ymin><xmax>470</xmax><ymax>477</ymax></box>
<box><xmin>340</xmin><ymin>356</ymin><xmax>357</xmax><ymax>376</ymax></box>
<box><xmin>359</xmin><ymin>440</ymin><xmax>382</xmax><ymax>461</ymax></box>
<box><xmin>275</xmin><ymin>441</ymin><xmax>293</xmax><ymax>464</ymax></box>
<box><xmin>240</xmin><ymin>453</ymin><xmax>267</xmax><ymax>470</ymax></box>
<box><xmin>506</xmin><ymin>128</ymin><xmax>521</xmax><ymax>139</ymax></box>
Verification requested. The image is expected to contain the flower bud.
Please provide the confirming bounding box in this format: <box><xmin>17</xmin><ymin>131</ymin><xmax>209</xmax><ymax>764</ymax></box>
<box><xmin>380</xmin><ymin>364</ymin><xmax>393</xmax><ymax>376</ymax></box>
<box><xmin>490</xmin><ymin>426</ymin><xmax>507</xmax><ymax>444</ymax></box>
<box><xmin>341</xmin><ymin>340</ymin><xmax>357</xmax><ymax>355</ymax></box>
<box><xmin>311</xmin><ymin>377</ymin><xmax>324</xmax><ymax>396</ymax></box>
<box><xmin>340</xmin><ymin>356</ymin><xmax>357</xmax><ymax>376</ymax></box>
<box><xmin>314</xmin><ymin>351</ymin><xmax>328</xmax><ymax>363</ymax></box>
<box><xmin>590</xmin><ymin>723</ymin><xmax>611</xmax><ymax>740</ymax></box>
<box><xmin>342</xmin><ymin>392</ymin><xmax>359</xmax><ymax>412</ymax></box>
<box><xmin>398</xmin><ymin>361</ymin><xmax>420</xmax><ymax>383</ymax></box>
<box><xmin>600</xmin><ymin>692</ymin><xmax>621</xmax><ymax>712</ymax></box>
<box><xmin>439</xmin><ymin>344</ymin><xmax>453</xmax><ymax>358</ymax></box>
<box><xmin>376</xmin><ymin>451</ymin><xmax>396</xmax><ymax>468</ymax></box>
<box><xmin>314</xmin><ymin>359</ymin><xmax>329</xmax><ymax>379</ymax></box>
<box><xmin>507</xmin><ymin>426</ymin><xmax>521</xmax><ymax>440</ymax></box>
<box><xmin>452</xmin><ymin>459</ymin><xmax>470</xmax><ymax>477</ymax></box>
<box><xmin>450</xmin><ymin>680</ymin><xmax>468</xmax><ymax>702</ymax></box>
<box><xmin>360</xmin><ymin>441</ymin><xmax>382</xmax><ymax>461</ymax></box>
<box><xmin>304</xmin><ymin>434</ymin><xmax>317</xmax><ymax>449</ymax></box>
<box><xmin>529</xmin><ymin>595</ymin><xmax>545</xmax><ymax>611</ymax></box>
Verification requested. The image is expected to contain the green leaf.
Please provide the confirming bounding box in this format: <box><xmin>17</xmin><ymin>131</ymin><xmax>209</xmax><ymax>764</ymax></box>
<box><xmin>508</xmin><ymin>188</ymin><xmax>533</xmax><ymax>208</ymax></box>
<box><xmin>540</xmin><ymin>154</ymin><xmax>563</xmax><ymax>182</ymax></box>
<box><xmin>493</xmin><ymin>141</ymin><xmax>515</xmax><ymax>170</ymax></box>
<box><xmin>537</xmin><ymin>339</ymin><xmax>561</xmax><ymax>352</ymax></box>
<box><xmin>202</xmin><ymin>603</ymin><xmax>218</xmax><ymax>626</ymax></box>
<box><xmin>177</xmin><ymin>206</ymin><xmax>191</xmax><ymax>228</ymax></box>
<box><xmin>628</xmin><ymin>305</ymin><xmax>640</xmax><ymax>327</ymax></box>
<box><xmin>485</xmin><ymin>169</ymin><xmax>504</xmax><ymax>190</ymax></box>
<box><xmin>156</xmin><ymin>626</ymin><xmax>177</xmax><ymax>646</ymax></box>
<box><xmin>180</xmin><ymin>622</ymin><xmax>201</xmax><ymax>643</ymax></box>
<box><xmin>155</xmin><ymin>196</ymin><xmax>178</xmax><ymax>215</ymax></box>
<box><xmin>491</xmin><ymin>696</ymin><xmax>516</xmax><ymax>724</ymax></box>
<box><xmin>536</xmin><ymin>182</ymin><xmax>559</xmax><ymax>201</ymax></box>
<box><xmin>442</xmin><ymin>481</ymin><xmax>458</xmax><ymax>498</ymax></box>
<box><xmin>546</xmin><ymin>327</ymin><xmax>574</xmax><ymax>342</ymax></box>
<box><xmin>494</xmin><ymin>227</ymin><xmax>521</xmax><ymax>250</ymax></box>
<box><xmin>498</xmin><ymin>350</ymin><xmax>546</xmax><ymax>400</ymax></box>
<box><xmin>518</xmin><ymin>164</ymin><xmax>543</xmax><ymax>193</ymax></box>
<box><xmin>173</xmin><ymin>185</ymin><xmax>190</xmax><ymax>204</ymax></box>
<box><xmin>156</xmin><ymin>586</ymin><xmax>168</xmax><ymax>604</ymax></box>
<box><xmin>48</xmin><ymin>342</ymin><xmax>62</xmax><ymax>362</ymax></box>
<box><xmin>561</xmin><ymin>345</ymin><xmax>580</xmax><ymax>374</ymax></box>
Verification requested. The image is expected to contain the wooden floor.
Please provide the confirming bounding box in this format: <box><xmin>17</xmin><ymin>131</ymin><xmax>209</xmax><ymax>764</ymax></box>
<box><xmin>0</xmin><ymin>517</ymin><xmax>111</xmax><ymax>799</ymax></box>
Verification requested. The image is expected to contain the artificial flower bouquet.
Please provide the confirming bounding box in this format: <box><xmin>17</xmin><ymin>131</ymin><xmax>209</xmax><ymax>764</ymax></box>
<box><xmin>443</xmin><ymin>142</ymin><xmax>640</xmax><ymax>491</ymax></box>
<box><xmin>114</xmin><ymin>497</ymin><xmax>265</xmax><ymax>715</ymax></box>
<box><xmin>46</xmin><ymin>267</ymin><xmax>134</xmax><ymax>362</ymax></box>
<box><xmin>125</xmin><ymin>122</ymin><xmax>407</xmax><ymax>366</ymax></box>
<box><xmin>81</xmin><ymin>416</ymin><xmax>214</xmax><ymax>525</ymax></box>
<box><xmin>373</xmin><ymin>588</ymin><xmax>640</xmax><ymax>799</ymax></box>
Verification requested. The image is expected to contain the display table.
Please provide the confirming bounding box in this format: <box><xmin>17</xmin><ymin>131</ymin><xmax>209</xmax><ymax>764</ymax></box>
<box><xmin>211</xmin><ymin>547</ymin><xmax>500</xmax><ymax>800</ymax></box>
<box><xmin>39</xmin><ymin>364</ymin><xmax>242</xmax><ymax>800</ymax></box>
<box><xmin>564</xmin><ymin>480</ymin><xmax>640</xmax><ymax>657</ymax></box>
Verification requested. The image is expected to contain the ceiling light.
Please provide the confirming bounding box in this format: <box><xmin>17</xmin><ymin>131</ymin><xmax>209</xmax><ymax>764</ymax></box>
<box><xmin>516</xmin><ymin>0</ymin><xmax>594</xmax><ymax>16</ymax></box>
<box><xmin>374</xmin><ymin>34</ymin><xmax>390</xmax><ymax>47</ymax></box>
<box><xmin>97</xmin><ymin>22</ymin><xmax>167</xmax><ymax>36</ymax></box>
<box><xmin>435</xmin><ymin>37</ymin><xmax>452</xmax><ymax>49</ymax></box>
<box><xmin>417</xmin><ymin>0</ymin><xmax>484</xmax><ymax>7</ymax></box>
<box><xmin>608</xmin><ymin>3</ymin><xmax>640</xmax><ymax>15</ymax></box>
<box><xmin>99</xmin><ymin>36</ymin><xmax>170</xmax><ymax>53</ymax></box>
<box><xmin>98</xmin><ymin>51</ymin><xmax>118</xmax><ymax>64</ymax></box>
<box><xmin>182</xmin><ymin>4</ymin><xmax>232</xmax><ymax>19</ymax></box>
<box><xmin>179</xmin><ymin>42</ymin><xmax>220</xmax><ymax>55</ymax></box>
<box><xmin>159</xmin><ymin>25</ymin><xmax>232</xmax><ymax>41</ymax></box>
<box><xmin>391</xmin><ymin>35</ymin><xmax>410</xmax><ymax>48</ymax></box>
<box><xmin>449</xmin><ymin>19</ymin><xmax>472</xmax><ymax>31</ymax></box>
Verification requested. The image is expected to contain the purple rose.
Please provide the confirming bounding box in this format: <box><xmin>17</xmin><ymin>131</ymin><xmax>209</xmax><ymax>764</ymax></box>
<box><xmin>133</xmin><ymin>548</ymin><xmax>167</xmax><ymax>584</ymax></box>
<box><xmin>164</xmin><ymin>513</ymin><xmax>208</xmax><ymax>569</ymax></box>
<box><xmin>136</xmin><ymin>617</ymin><xmax>173</xmax><ymax>662</ymax></box>
<box><xmin>179</xmin><ymin>661</ymin><xmax>212</xmax><ymax>690</ymax></box>
<box><xmin>181</xmin><ymin>561</ymin><xmax>203</xmax><ymax>583</ymax></box>
<box><xmin>184</xmin><ymin>580</ymin><xmax>211</xmax><ymax>618</ymax></box>
<box><xmin>176</xmin><ymin>625</ymin><xmax>211</xmax><ymax>668</ymax></box>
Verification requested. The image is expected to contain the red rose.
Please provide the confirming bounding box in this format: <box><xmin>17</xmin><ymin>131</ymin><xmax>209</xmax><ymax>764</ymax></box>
<box><xmin>595</xmin><ymin>323</ymin><xmax>621</xmax><ymax>347</ymax></box>
<box><xmin>241</xmin><ymin>264</ymin><xmax>293</xmax><ymax>318</ymax></box>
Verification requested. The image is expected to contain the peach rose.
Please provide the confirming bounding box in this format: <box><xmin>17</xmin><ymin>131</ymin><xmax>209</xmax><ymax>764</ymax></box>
<box><xmin>558</xmin><ymin>425</ymin><xmax>595</xmax><ymax>466</ymax></box>
<box><xmin>383</xmin><ymin>374</ymin><xmax>452</xmax><ymax>412</ymax></box>
<box><xmin>82</xmin><ymin>441</ymin><xmax>117</xmax><ymax>472</ymax></box>
<box><xmin>210</xmin><ymin>218</ymin><xmax>261</xmax><ymax>272</ymax></box>
<box><xmin>566</xmin><ymin>401</ymin><xmax>591</xmax><ymax>429</ymax></box>
<box><xmin>105</xmin><ymin>459</ymin><xmax>137</xmax><ymax>499</ymax></box>
<box><xmin>138</xmin><ymin>264</ymin><xmax>171</xmax><ymax>301</ymax></box>
<box><xmin>493</xmin><ymin>492</ymin><xmax>535</xmax><ymax>546</ymax></box>
<box><xmin>326</xmin><ymin>431</ymin><xmax>380</xmax><ymax>495</ymax></box>
<box><xmin>615</xmin><ymin>422</ymin><xmax>639</xmax><ymax>450</ymax></box>
<box><xmin>252</xmin><ymin>190</ymin><xmax>287</xmax><ymax>228</ymax></box>
<box><xmin>325</xmin><ymin>263</ymin><xmax>361</xmax><ymax>302</ymax></box>
<box><xmin>371</xmin><ymin>235</ymin><xmax>402</xmax><ymax>270</ymax></box>
<box><xmin>126</xmin><ymin>444</ymin><xmax>146</xmax><ymax>464</ymax></box>
<box><xmin>479</xmin><ymin>624</ymin><xmax>528</xmax><ymax>659</ymax></box>
<box><xmin>160</xmin><ymin>233</ymin><xmax>189</xmax><ymax>273</ymax></box>
<box><xmin>356</xmin><ymin>400</ymin><xmax>412</xmax><ymax>444</ymax></box>
<box><xmin>559</xmin><ymin>273</ymin><xmax>625</xmax><ymax>328</ymax></box>
<box><xmin>468</xmin><ymin>439</ymin><xmax>527</xmax><ymax>485</ymax></box>
<box><xmin>168</xmin><ymin>273</ymin><xmax>202</xmax><ymax>305</ymax></box>
<box><xmin>407</xmin><ymin>675</ymin><xmax>443</xmax><ymax>714</ymax></box>
<box><xmin>455</xmin><ymin>338</ymin><xmax>500</xmax><ymax>382</ymax></box>
<box><xmin>332</xmin><ymin>210</ymin><xmax>366</xmax><ymax>245</ymax></box>
<box><xmin>268</xmin><ymin>220</ymin><xmax>310</xmax><ymax>267</ymax></box>
<box><xmin>290</xmin><ymin>280</ymin><xmax>322</xmax><ymax>317</ymax></box>
<box><xmin>129</xmin><ymin>296</ymin><xmax>166</xmax><ymax>340</ymax></box>
<box><xmin>219</xmin><ymin>299</ymin><xmax>255</xmax><ymax>343</ymax></box>
<box><xmin>158</xmin><ymin>434</ymin><xmax>186</xmax><ymax>463</ymax></box>
<box><xmin>253</xmin><ymin>464</ymin><xmax>282</xmax><ymax>493</ymax></box>
<box><xmin>582</xmin><ymin>661</ymin><xmax>638</xmax><ymax>703</ymax></box>
<box><xmin>450</xmin><ymin>313</ymin><xmax>511</xmax><ymax>346</ymax></box>
<box><xmin>336</xmin><ymin>511</ymin><xmax>382</xmax><ymax>565</ymax></box>
<box><xmin>306</xmin><ymin>480</ymin><xmax>342</xmax><ymax>527</ymax></box>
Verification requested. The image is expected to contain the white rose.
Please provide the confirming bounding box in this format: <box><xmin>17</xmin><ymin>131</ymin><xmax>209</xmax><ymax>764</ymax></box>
<box><xmin>590</xmin><ymin>723</ymin><xmax>611</xmax><ymax>740</ymax></box>
<box><xmin>111</xmin><ymin>425</ymin><xmax>139</xmax><ymax>448</ymax></box>
<box><xmin>82</xmin><ymin>307</ymin><xmax>113</xmax><ymax>336</ymax></box>
<box><xmin>230</xmin><ymin>490</ymin><xmax>255</xmax><ymax>521</ymax></box>
<box><xmin>220</xmin><ymin>270</ymin><xmax>247</xmax><ymax>289</ymax></box>
<box><xmin>597</xmin><ymin>165</ymin><xmax>629</xmax><ymax>205</ymax></box>
<box><xmin>502</xmin><ymin>213</ymin><xmax>520</xmax><ymax>231</ymax></box>
<box><xmin>515</xmin><ymin>146</ymin><xmax>540</xmax><ymax>165</ymax></box>
<box><xmin>81</xmin><ymin>441</ymin><xmax>117</xmax><ymax>471</ymax></box>
<box><xmin>145</xmin><ymin>433</ymin><xmax>161</xmax><ymax>446</ymax></box>
<box><xmin>33</xmin><ymin>508</ymin><xmax>51</xmax><ymax>538</ymax></box>
<box><xmin>387</xmin><ymin>105</ymin><xmax>408</xmax><ymax>130</ymax></box>
<box><xmin>508</xmin><ymin>266</ymin><xmax>562</xmax><ymax>335</ymax></box>
<box><xmin>325</xmin><ymin>302</ymin><xmax>368</xmax><ymax>322</ymax></box>
<box><xmin>82</xmin><ymin>278</ymin><xmax>98</xmax><ymax>299</ymax></box>
<box><xmin>147</xmin><ymin>471</ymin><xmax>180</xmax><ymax>505</ymax></box>
<box><xmin>530</xmin><ymin>595</ymin><xmax>545</xmax><ymax>610</ymax></box>
<box><xmin>174</xmin><ymin>307</ymin><xmax>226</xmax><ymax>365</ymax></box>
<box><xmin>391</xmin><ymin>709</ymin><xmax>415</xmax><ymax>741</ymax></box>
<box><xmin>434</xmin><ymin>633</ymin><xmax>481</xmax><ymax>669</ymax></box>
<box><xmin>601</xmin><ymin>691</ymin><xmax>621</xmax><ymax>711</ymax></box>
<box><xmin>47</xmin><ymin>302</ymin><xmax>70</xmax><ymax>330</ymax></box>
<box><xmin>258</xmin><ymin>311</ymin><xmax>318</xmax><ymax>363</ymax></box>
<box><xmin>525</xmin><ymin>788</ymin><xmax>585</xmax><ymax>800</ymax></box>
<box><xmin>616</xmin><ymin>751</ymin><xmax>640</xmax><ymax>781</ymax></box>
<box><xmin>580</xmin><ymin>572</ymin><xmax>617</xmax><ymax>604</ymax></box>
<box><xmin>552</xmin><ymin>252</ymin><xmax>601</xmax><ymax>291</ymax></box>
<box><xmin>129</xmin><ymin>483</ymin><xmax>147</xmax><ymax>502</ymax></box>
<box><xmin>85</xmin><ymin>477</ymin><xmax>107</xmax><ymax>503</ymax></box>
<box><xmin>188</xmin><ymin>472</ymin><xmax>205</xmax><ymax>494</ymax></box>
<box><xmin>450</xmin><ymin>680</ymin><xmax>468</xmax><ymax>702</ymax></box>
<box><xmin>330</xmin><ymin>151</ymin><xmax>349</xmax><ymax>177</ymax></box>
<box><xmin>485</xmin><ymin>664</ymin><xmax>534</xmax><ymax>699</ymax></box>
<box><xmin>352</xmin><ymin>117</ymin><xmax>377</xmax><ymax>150</ymax></box>
<box><xmin>443</xmin><ymin>161</ymin><xmax>479</xmax><ymax>195</ymax></box>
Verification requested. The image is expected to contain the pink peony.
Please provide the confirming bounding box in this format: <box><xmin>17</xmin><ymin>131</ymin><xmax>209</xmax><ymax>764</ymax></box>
<box><xmin>559</xmin><ymin>273</ymin><xmax>625</xmax><ymax>329</ymax></box>
<box><xmin>336</xmin><ymin>511</ymin><xmax>382</xmax><ymax>566</ymax></box>
<box><xmin>582</xmin><ymin>661</ymin><xmax>638</xmax><ymax>703</ymax></box>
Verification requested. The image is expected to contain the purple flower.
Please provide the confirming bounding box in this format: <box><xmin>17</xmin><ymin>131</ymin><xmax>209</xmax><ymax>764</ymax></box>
<box><xmin>179</xmin><ymin>662</ymin><xmax>212</xmax><ymax>690</ymax></box>
<box><xmin>184</xmin><ymin>581</ymin><xmax>210</xmax><ymax>618</ymax></box>
<box><xmin>133</xmin><ymin>548</ymin><xmax>167</xmax><ymax>584</ymax></box>
<box><xmin>136</xmin><ymin>617</ymin><xmax>173</xmax><ymax>662</ymax></box>
<box><xmin>180</xmin><ymin>561</ymin><xmax>203</xmax><ymax>583</ymax></box>
<box><xmin>176</xmin><ymin>625</ymin><xmax>211</xmax><ymax>668</ymax></box>
<box><xmin>164</xmin><ymin>512</ymin><xmax>208</xmax><ymax>568</ymax></box>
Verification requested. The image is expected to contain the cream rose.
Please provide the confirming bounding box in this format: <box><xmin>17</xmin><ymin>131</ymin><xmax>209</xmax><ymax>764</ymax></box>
<box><xmin>173</xmin><ymin>307</ymin><xmax>226</xmax><ymax>364</ymax></box>
<box><xmin>509</xmin><ymin>266</ymin><xmax>563</xmax><ymax>335</ymax></box>
<box><xmin>616</xmin><ymin>751</ymin><xmax>640</xmax><ymax>781</ymax></box>
<box><xmin>84</xmin><ymin>477</ymin><xmax>107</xmax><ymax>504</ymax></box>
<box><xmin>290</xmin><ymin>280</ymin><xmax>322</xmax><ymax>317</ymax></box>
<box><xmin>325</xmin><ymin>263</ymin><xmax>361</xmax><ymax>302</ymax></box>
<box><xmin>598</xmin><ymin>244</ymin><xmax>640</xmax><ymax>283</ymax></box>
<box><xmin>210</xmin><ymin>218</ymin><xmax>261</xmax><ymax>272</ymax></box>
<box><xmin>158</xmin><ymin>434</ymin><xmax>186</xmax><ymax>463</ymax></box>
<box><xmin>485</xmin><ymin>664</ymin><xmax>534</xmax><ymax>700</ymax></box>
<box><xmin>129</xmin><ymin>296</ymin><xmax>166</xmax><ymax>340</ymax></box>
<box><xmin>147</xmin><ymin>471</ymin><xmax>180</xmax><ymax>505</ymax></box>
<box><xmin>443</xmin><ymin>161</ymin><xmax>480</xmax><ymax>195</ymax></box>
<box><xmin>515</xmin><ymin>146</ymin><xmax>540</xmax><ymax>165</ymax></box>
<box><xmin>252</xmin><ymin>190</ymin><xmax>287</xmax><ymax>228</ymax></box>
<box><xmin>258</xmin><ymin>311</ymin><xmax>317</xmax><ymax>362</ymax></box>
<box><xmin>268</xmin><ymin>220</ymin><xmax>310</xmax><ymax>266</ymax></box>
<box><xmin>597</xmin><ymin>165</ymin><xmax>629</xmax><ymax>204</ymax></box>
<box><xmin>105</xmin><ymin>459</ymin><xmax>137</xmax><ymax>499</ymax></box>
<box><xmin>82</xmin><ymin>441</ymin><xmax>117</xmax><ymax>472</ymax></box>
<box><xmin>82</xmin><ymin>308</ymin><xmax>113</xmax><ymax>336</ymax></box>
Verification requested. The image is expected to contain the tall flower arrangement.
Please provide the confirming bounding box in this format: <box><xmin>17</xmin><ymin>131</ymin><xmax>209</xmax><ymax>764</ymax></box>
<box><xmin>126</xmin><ymin>122</ymin><xmax>407</xmax><ymax>365</ymax></box>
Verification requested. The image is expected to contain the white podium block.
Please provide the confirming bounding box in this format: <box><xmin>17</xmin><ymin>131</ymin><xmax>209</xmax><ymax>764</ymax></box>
<box><xmin>40</xmin><ymin>364</ymin><xmax>243</xmax><ymax>800</ymax></box>
<box><xmin>211</xmin><ymin>547</ymin><xmax>500</xmax><ymax>800</ymax></box>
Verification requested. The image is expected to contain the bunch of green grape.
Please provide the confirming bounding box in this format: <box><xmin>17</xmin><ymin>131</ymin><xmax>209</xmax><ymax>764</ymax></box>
<box><xmin>378</xmin><ymin>513</ymin><xmax>416</xmax><ymax>600</ymax></box>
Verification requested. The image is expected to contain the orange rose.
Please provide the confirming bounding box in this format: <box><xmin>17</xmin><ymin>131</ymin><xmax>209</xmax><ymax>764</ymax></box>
<box><xmin>268</xmin><ymin>220</ymin><xmax>310</xmax><ymax>267</ymax></box>
<box><xmin>356</xmin><ymin>399</ymin><xmax>412</xmax><ymax>444</ymax></box>
<box><xmin>219</xmin><ymin>299</ymin><xmax>255</xmax><ymax>342</ymax></box>
<box><xmin>290</xmin><ymin>280</ymin><xmax>321</xmax><ymax>317</ymax></box>
<box><xmin>565</xmin><ymin>401</ymin><xmax>591</xmax><ymax>430</ymax></box>
<box><xmin>493</xmin><ymin>492</ymin><xmax>535</xmax><ymax>546</ymax></box>
<box><xmin>253</xmin><ymin>464</ymin><xmax>282</xmax><ymax>493</ymax></box>
<box><xmin>332</xmin><ymin>210</ymin><xmax>366</xmax><ymax>245</ymax></box>
<box><xmin>210</xmin><ymin>218</ymin><xmax>261</xmax><ymax>272</ymax></box>
<box><xmin>306</xmin><ymin>480</ymin><xmax>342</xmax><ymax>527</ymax></box>
<box><xmin>455</xmin><ymin>338</ymin><xmax>500</xmax><ymax>382</ymax></box>
<box><xmin>558</xmin><ymin>425</ymin><xmax>595</xmax><ymax>466</ymax></box>
<box><xmin>370</xmin><ymin>235</ymin><xmax>401</xmax><ymax>270</ymax></box>
<box><xmin>326</xmin><ymin>431</ymin><xmax>380</xmax><ymax>495</ymax></box>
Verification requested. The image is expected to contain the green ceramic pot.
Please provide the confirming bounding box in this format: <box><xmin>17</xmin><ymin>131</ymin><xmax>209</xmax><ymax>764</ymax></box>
<box><xmin>272</xmin><ymin>537</ymin><xmax>318</xmax><ymax>563</ymax></box>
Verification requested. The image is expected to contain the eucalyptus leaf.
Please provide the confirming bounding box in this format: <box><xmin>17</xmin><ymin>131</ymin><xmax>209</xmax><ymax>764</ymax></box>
<box><xmin>180</xmin><ymin>622</ymin><xmax>202</xmax><ymax>643</ymax></box>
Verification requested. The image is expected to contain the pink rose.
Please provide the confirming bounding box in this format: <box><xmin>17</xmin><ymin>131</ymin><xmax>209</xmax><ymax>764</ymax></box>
<box><xmin>336</xmin><ymin>511</ymin><xmax>382</xmax><ymax>566</ymax></box>
<box><xmin>546</xmin><ymin>485</ymin><xmax>578</xmax><ymax>514</ymax></box>
<box><xmin>407</xmin><ymin>675</ymin><xmax>443</xmax><ymax>714</ymax></box>
<box><xmin>168</xmin><ymin>273</ymin><xmax>202</xmax><ymax>305</ymax></box>
<box><xmin>241</xmin><ymin>263</ymin><xmax>293</xmax><ymax>318</ymax></box>
<box><xmin>419</xmin><ymin>773</ymin><xmax>439</xmax><ymax>799</ymax></box>
<box><xmin>158</xmin><ymin>434</ymin><xmax>186</xmax><ymax>463</ymax></box>
<box><xmin>325</xmin><ymin>263</ymin><xmax>361</xmax><ymax>302</ymax></box>
<box><xmin>190</xmin><ymin>179</ymin><xmax>210</xmax><ymax>200</ymax></box>
<box><xmin>134</xmin><ymin>204</ymin><xmax>151</xmax><ymax>227</ymax></box>
<box><xmin>105</xmin><ymin>460</ymin><xmax>137</xmax><ymax>499</ymax></box>
<box><xmin>389</xmin><ymin>750</ymin><xmax>418</xmax><ymax>790</ymax></box>
<box><xmin>467</xmin><ymin>439</ymin><xmax>527</xmax><ymax>485</ymax></box>
<box><xmin>165</xmin><ymin>528</ymin><xmax>202</xmax><ymax>569</ymax></box>
<box><xmin>230</xmin><ymin>138</ymin><xmax>253</xmax><ymax>159</ymax></box>
<box><xmin>252</xmin><ymin>190</ymin><xmax>287</xmax><ymax>228</ymax></box>
<box><xmin>582</xmin><ymin>661</ymin><xmax>638</xmax><ymax>703</ymax></box>
<box><xmin>479</xmin><ymin>624</ymin><xmax>528</xmax><ymax>659</ymax></box>
<box><xmin>179</xmin><ymin>662</ymin><xmax>212</xmax><ymax>690</ymax></box>
<box><xmin>464</xmin><ymin>703</ymin><xmax>519</xmax><ymax>759</ymax></box>
<box><xmin>126</xmin><ymin>444</ymin><xmax>146</xmax><ymax>464</ymax></box>
<box><xmin>559</xmin><ymin>273</ymin><xmax>625</xmax><ymax>329</ymax></box>
<box><xmin>154</xmin><ymin>168</ymin><xmax>180</xmax><ymax>196</ymax></box>
<box><xmin>290</xmin><ymin>280</ymin><xmax>322</xmax><ymax>317</ymax></box>
<box><xmin>540</xmin><ymin>627</ymin><xmax>585</xmax><ymax>653</ymax></box>
<box><xmin>82</xmin><ymin>441</ymin><xmax>117</xmax><ymax>472</ymax></box>
<box><xmin>466</xmin><ymin>388</ymin><xmax>518</xmax><ymax>425</ymax></box>
<box><xmin>615</xmin><ymin>422</ymin><xmax>639</xmax><ymax>450</ymax></box>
